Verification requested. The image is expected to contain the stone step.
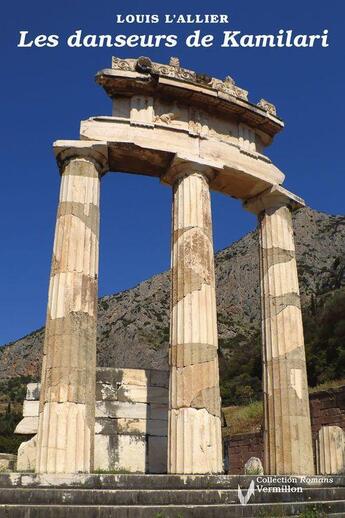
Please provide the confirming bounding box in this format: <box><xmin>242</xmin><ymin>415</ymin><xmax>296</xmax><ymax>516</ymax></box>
<box><xmin>1</xmin><ymin>501</ymin><xmax>345</xmax><ymax>518</ymax></box>
<box><xmin>0</xmin><ymin>487</ymin><xmax>345</xmax><ymax>505</ymax></box>
<box><xmin>1</xmin><ymin>473</ymin><xmax>344</xmax><ymax>490</ymax></box>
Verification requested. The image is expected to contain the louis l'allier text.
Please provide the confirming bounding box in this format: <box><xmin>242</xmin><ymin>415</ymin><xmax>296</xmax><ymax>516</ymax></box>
<box><xmin>115</xmin><ymin>15</ymin><xmax>329</xmax><ymax>48</ymax></box>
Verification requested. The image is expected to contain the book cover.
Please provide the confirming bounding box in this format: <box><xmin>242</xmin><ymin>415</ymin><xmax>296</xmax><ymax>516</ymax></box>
<box><xmin>1</xmin><ymin>0</ymin><xmax>344</xmax><ymax>514</ymax></box>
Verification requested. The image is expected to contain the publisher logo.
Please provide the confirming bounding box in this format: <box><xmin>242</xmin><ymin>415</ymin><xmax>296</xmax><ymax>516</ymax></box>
<box><xmin>238</xmin><ymin>480</ymin><xmax>255</xmax><ymax>505</ymax></box>
<box><xmin>237</xmin><ymin>476</ymin><xmax>335</xmax><ymax>505</ymax></box>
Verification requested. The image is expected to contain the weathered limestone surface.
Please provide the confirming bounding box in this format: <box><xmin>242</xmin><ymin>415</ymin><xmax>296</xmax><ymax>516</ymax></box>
<box><xmin>26</xmin><ymin>383</ymin><xmax>40</xmax><ymax>401</ymax></box>
<box><xmin>23</xmin><ymin>400</ymin><xmax>39</xmax><ymax>417</ymax></box>
<box><xmin>87</xmin><ymin>366</ymin><xmax>169</xmax><ymax>473</ymax></box>
<box><xmin>245</xmin><ymin>186</ymin><xmax>314</xmax><ymax>475</ymax></box>
<box><xmin>15</xmin><ymin>416</ymin><xmax>38</xmax><ymax>435</ymax></box>
<box><xmin>17</xmin><ymin>436</ymin><xmax>37</xmax><ymax>472</ymax></box>
<box><xmin>167</xmin><ymin>159</ymin><xmax>223</xmax><ymax>474</ymax></box>
<box><xmin>95</xmin><ymin>434</ymin><xmax>146</xmax><ymax>473</ymax></box>
<box><xmin>244</xmin><ymin>457</ymin><xmax>264</xmax><ymax>475</ymax></box>
<box><xmin>86</xmin><ymin>366</ymin><xmax>169</xmax><ymax>473</ymax></box>
<box><xmin>316</xmin><ymin>426</ymin><xmax>345</xmax><ymax>475</ymax></box>
<box><xmin>36</xmin><ymin>141</ymin><xmax>108</xmax><ymax>474</ymax></box>
<box><xmin>16</xmin><ymin>368</ymin><xmax>168</xmax><ymax>473</ymax></box>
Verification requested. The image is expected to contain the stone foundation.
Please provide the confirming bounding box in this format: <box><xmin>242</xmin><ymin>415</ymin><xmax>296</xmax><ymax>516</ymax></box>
<box><xmin>0</xmin><ymin>473</ymin><xmax>345</xmax><ymax>517</ymax></box>
<box><xmin>15</xmin><ymin>367</ymin><xmax>168</xmax><ymax>473</ymax></box>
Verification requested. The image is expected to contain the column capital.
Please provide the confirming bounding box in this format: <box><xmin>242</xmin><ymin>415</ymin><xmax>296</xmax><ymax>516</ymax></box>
<box><xmin>244</xmin><ymin>184</ymin><xmax>305</xmax><ymax>215</ymax></box>
<box><xmin>53</xmin><ymin>140</ymin><xmax>109</xmax><ymax>176</ymax></box>
<box><xmin>161</xmin><ymin>154</ymin><xmax>223</xmax><ymax>186</ymax></box>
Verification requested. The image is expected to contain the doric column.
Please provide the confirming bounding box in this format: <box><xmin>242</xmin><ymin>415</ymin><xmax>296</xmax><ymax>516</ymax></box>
<box><xmin>316</xmin><ymin>426</ymin><xmax>345</xmax><ymax>475</ymax></box>
<box><xmin>36</xmin><ymin>140</ymin><xmax>108</xmax><ymax>474</ymax></box>
<box><xmin>163</xmin><ymin>158</ymin><xmax>223</xmax><ymax>474</ymax></box>
<box><xmin>245</xmin><ymin>185</ymin><xmax>314</xmax><ymax>475</ymax></box>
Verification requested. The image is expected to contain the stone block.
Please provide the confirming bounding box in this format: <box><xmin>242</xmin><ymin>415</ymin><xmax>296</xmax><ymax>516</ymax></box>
<box><xmin>94</xmin><ymin>434</ymin><xmax>146</xmax><ymax>473</ymax></box>
<box><xmin>148</xmin><ymin>436</ymin><xmax>167</xmax><ymax>474</ymax></box>
<box><xmin>96</xmin><ymin>368</ymin><xmax>148</xmax><ymax>387</ymax></box>
<box><xmin>94</xmin><ymin>418</ymin><xmax>168</xmax><ymax>437</ymax></box>
<box><xmin>147</xmin><ymin>420</ymin><xmax>168</xmax><ymax>437</ymax></box>
<box><xmin>96</xmin><ymin>384</ymin><xmax>146</xmax><ymax>403</ymax></box>
<box><xmin>95</xmin><ymin>418</ymin><xmax>146</xmax><ymax>436</ymax></box>
<box><xmin>23</xmin><ymin>400</ymin><xmax>39</xmax><ymax>417</ymax></box>
<box><xmin>26</xmin><ymin>383</ymin><xmax>40</xmax><ymax>401</ymax></box>
<box><xmin>336</xmin><ymin>392</ymin><xmax>345</xmax><ymax>407</ymax></box>
<box><xmin>96</xmin><ymin>368</ymin><xmax>126</xmax><ymax>385</ymax></box>
<box><xmin>244</xmin><ymin>457</ymin><xmax>264</xmax><ymax>475</ymax></box>
<box><xmin>146</xmin><ymin>387</ymin><xmax>168</xmax><ymax>404</ymax></box>
<box><xmin>149</xmin><ymin>370</ymin><xmax>169</xmax><ymax>389</ymax></box>
<box><xmin>16</xmin><ymin>369</ymin><xmax>170</xmax><ymax>474</ymax></box>
<box><xmin>316</xmin><ymin>426</ymin><xmax>345</xmax><ymax>475</ymax></box>
<box><xmin>17</xmin><ymin>435</ymin><xmax>37</xmax><ymax>471</ymax></box>
<box><xmin>96</xmin><ymin>381</ymin><xmax>168</xmax><ymax>404</ymax></box>
<box><xmin>95</xmin><ymin>401</ymin><xmax>147</xmax><ymax>419</ymax></box>
<box><xmin>14</xmin><ymin>416</ymin><xmax>38</xmax><ymax>435</ymax></box>
<box><xmin>96</xmin><ymin>382</ymin><xmax>118</xmax><ymax>401</ymax></box>
<box><xmin>148</xmin><ymin>404</ymin><xmax>168</xmax><ymax>421</ymax></box>
<box><xmin>321</xmin><ymin>401</ymin><xmax>336</xmax><ymax>411</ymax></box>
<box><xmin>124</xmin><ymin>385</ymin><xmax>168</xmax><ymax>404</ymax></box>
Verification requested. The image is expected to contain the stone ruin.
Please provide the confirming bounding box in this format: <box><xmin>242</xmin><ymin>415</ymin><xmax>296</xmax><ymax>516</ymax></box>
<box><xmin>16</xmin><ymin>368</ymin><xmax>169</xmax><ymax>473</ymax></box>
<box><xmin>18</xmin><ymin>56</ymin><xmax>320</xmax><ymax>475</ymax></box>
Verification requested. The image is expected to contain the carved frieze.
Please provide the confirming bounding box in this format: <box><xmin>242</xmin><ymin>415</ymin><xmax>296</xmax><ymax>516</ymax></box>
<box><xmin>112</xmin><ymin>57</ymin><xmax>133</xmax><ymax>71</ymax></box>
<box><xmin>234</xmin><ymin>87</ymin><xmax>249</xmax><ymax>101</ymax></box>
<box><xmin>169</xmin><ymin>57</ymin><xmax>180</xmax><ymax>67</ymax></box>
<box><xmin>211</xmin><ymin>75</ymin><xmax>236</xmax><ymax>97</ymax></box>
<box><xmin>112</xmin><ymin>57</ymin><xmax>250</xmax><ymax>103</ymax></box>
<box><xmin>130</xmin><ymin>96</ymin><xmax>154</xmax><ymax>127</ymax></box>
<box><xmin>239</xmin><ymin>124</ymin><xmax>256</xmax><ymax>153</ymax></box>
<box><xmin>153</xmin><ymin>99</ymin><xmax>185</xmax><ymax>128</ymax></box>
<box><xmin>153</xmin><ymin>63</ymin><xmax>196</xmax><ymax>82</ymax></box>
<box><xmin>154</xmin><ymin>112</ymin><xmax>178</xmax><ymax>124</ymax></box>
<box><xmin>257</xmin><ymin>99</ymin><xmax>277</xmax><ymax>116</ymax></box>
<box><xmin>188</xmin><ymin>109</ymin><xmax>209</xmax><ymax>138</ymax></box>
<box><xmin>112</xmin><ymin>56</ymin><xmax>196</xmax><ymax>82</ymax></box>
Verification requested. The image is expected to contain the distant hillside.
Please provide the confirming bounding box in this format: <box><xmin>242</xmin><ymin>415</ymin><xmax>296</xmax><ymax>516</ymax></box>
<box><xmin>0</xmin><ymin>207</ymin><xmax>344</xmax><ymax>407</ymax></box>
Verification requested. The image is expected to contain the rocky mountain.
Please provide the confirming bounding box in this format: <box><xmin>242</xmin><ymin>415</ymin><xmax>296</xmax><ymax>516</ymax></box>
<box><xmin>1</xmin><ymin>207</ymin><xmax>344</xmax><ymax>385</ymax></box>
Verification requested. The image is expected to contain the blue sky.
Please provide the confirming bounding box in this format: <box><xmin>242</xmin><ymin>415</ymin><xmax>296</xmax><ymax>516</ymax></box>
<box><xmin>1</xmin><ymin>0</ymin><xmax>344</xmax><ymax>345</ymax></box>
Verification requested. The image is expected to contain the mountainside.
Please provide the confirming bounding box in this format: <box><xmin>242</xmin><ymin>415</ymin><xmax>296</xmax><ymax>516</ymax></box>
<box><xmin>1</xmin><ymin>207</ymin><xmax>344</xmax><ymax>396</ymax></box>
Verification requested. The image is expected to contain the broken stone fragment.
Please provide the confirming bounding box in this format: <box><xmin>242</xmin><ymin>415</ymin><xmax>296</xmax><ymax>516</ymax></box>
<box><xmin>244</xmin><ymin>457</ymin><xmax>264</xmax><ymax>475</ymax></box>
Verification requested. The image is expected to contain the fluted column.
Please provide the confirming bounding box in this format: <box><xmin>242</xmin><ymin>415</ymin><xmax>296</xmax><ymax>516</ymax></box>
<box><xmin>164</xmin><ymin>159</ymin><xmax>223</xmax><ymax>474</ymax></box>
<box><xmin>316</xmin><ymin>426</ymin><xmax>345</xmax><ymax>475</ymax></box>
<box><xmin>36</xmin><ymin>140</ymin><xmax>108</xmax><ymax>474</ymax></box>
<box><xmin>245</xmin><ymin>185</ymin><xmax>314</xmax><ymax>475</ymax></box>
